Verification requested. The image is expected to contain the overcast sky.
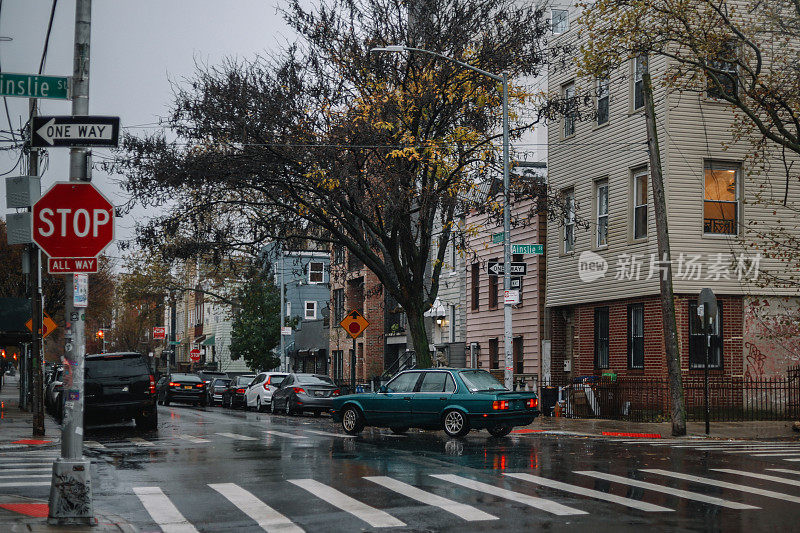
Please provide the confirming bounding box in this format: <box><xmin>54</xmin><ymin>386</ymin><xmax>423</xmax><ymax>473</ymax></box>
<box><xmin>1</xmin><ymin>0</ymin><xmax>293</xmax><ymax>264</ymax></box>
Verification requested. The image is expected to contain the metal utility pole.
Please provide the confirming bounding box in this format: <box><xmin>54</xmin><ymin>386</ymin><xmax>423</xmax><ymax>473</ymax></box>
<box><xmin>29</xmin><ymin>98</ymin><xmax>45</xmax><ymax>437</ymax></box>
<box><xmin>49</xmin><ymin>0</ymin><xmax>94</xmax><ymax>524</ymax></box>
<box><xmin>280</xmin><ymin>245</ymin><xmax>286</xmax><ymax>372</ymax></box>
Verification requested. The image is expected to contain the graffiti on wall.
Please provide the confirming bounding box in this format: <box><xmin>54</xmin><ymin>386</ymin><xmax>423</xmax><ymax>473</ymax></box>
<box><xmin>744</xmin><ymin>297</ymin><xmax>800</xmax><ymax>378</ymax></box>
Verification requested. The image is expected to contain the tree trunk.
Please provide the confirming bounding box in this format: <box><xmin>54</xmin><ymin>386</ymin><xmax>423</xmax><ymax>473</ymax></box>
<box><xmin>404</xmin><ymin>304</ymin><xmax>432</xmax><ymax>369</ymax></box>
<box><xmin>643</xmin><ymin>63</ymin><xmax>687</xmax><ymax>436</ymax></box>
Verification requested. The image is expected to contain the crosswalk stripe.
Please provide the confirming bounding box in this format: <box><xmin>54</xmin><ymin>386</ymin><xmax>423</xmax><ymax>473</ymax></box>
<box><xmin>176</xmin><ymin>434</ymin><xmax>210</xmax><ymax>443</ymax></box>
<box><xmin>210</xmin><ymin>483</ymin><xmax>304</xmax><ymax>532</ymax></box>
<box><xmin>264</xmin><ymin>430</ymin><xmax>307</xmax><ymax>439</ymax></box>
<box><xmin>133</xmin><ymin>486</ymin><xmax>199</xmax><ymax>533</ymax></box>
<box><xmin>288</xmin><ymin>478</ymin><xmax>405</xmax><ymax>528</ymax></box>
<box><xmin>0</xmin><ymin>474</ymin><xmax>50</xmax><ymax>479</ymax></box>
<box><xmin>431</xmin><ymin>474</ymin><xmax>587</xmax><ymax>516</ymax></box>
<box><xmin>365</xmin><ymin>476</ymin><xmax>498</xmax><ymax>521</ymax></box>
<box><xmin>766</xmin><ymin>469</ymin><xmax>800</xmax><ymax>476</ymax></box>
<box><xmin>0</xmin><ymin>462</ymin><xmax>53</xmax><ymax>467</ymax></box>
<box><xmin>129</xmin><ymin>438</ymin><xmax>155</xmax><ymax>447</ymax></box>
<box><xmin>711</xmin><ymin>469</ymin><xmax>800</xmax><ymax>488</ymax></box>
<box><xmin>575</xmin><ymin>471</ymin><xmax>758</xmax><ymax>510</ymax></box>
<box><xmin>305</xmin><ymin>430</ymin><xmax>356</xmax><ymax>438</ymax></box>
<box><xmin>84</xmin><ymin>441</ymin><xmax>106</xmax><ymax>449</ymax></box>
<box><xmin>0</xmin><ymin>481</ymin><xmax>50</xmax><ymax>488</ymax></box>
<box><xmin>751</xmin><ymin>452</ymin><xmax>800</xmax><ymax>457</ymax></box>
<box><xmin>0</xmin><ymin>451</ymin><xmax>59</xmax><ymax>456</ymax></box>
<box><xmin>0</xmin><ymin>468</ymin><xmax>52</xmax><ymax>473</ymax></box>
<box><xmin>215</xmin><ymin>432</ymin><xmax>257</xmax><ymax>441</ymax></box>
<box><xmin>504</xmin><ymin>473</ymin><xmax>673</xmax><ymax>512</ymax></box>
<box><xmin>641</xmin><ymin>469</ymin><xmax>800</xmax><ymax>504</ymax></box>
<box><xmin>0</xmin><ymin>456</ymin><xmax>55</xmax><ymax>462</ymax></box>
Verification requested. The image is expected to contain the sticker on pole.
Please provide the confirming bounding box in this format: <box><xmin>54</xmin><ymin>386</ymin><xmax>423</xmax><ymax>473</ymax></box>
<box><xmin>340</xmin><ymin>310</ymin><xmax>369</xmax><ymax>339</ymax></box>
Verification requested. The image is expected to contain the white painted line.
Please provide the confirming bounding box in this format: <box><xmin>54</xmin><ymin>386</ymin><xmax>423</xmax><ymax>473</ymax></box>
<box><xmin>84</xmin><ymin>441</ymin><xmax>106</xmax><ymax>449</ymax></box>
<box><xmin>0</xmin><ymin>468</ymin><xmax>52</xmax><ymax>473</ymax></box>
<box><xmin>129</xmin><ymin>437</ymin><xmax>155</xmax><ymax>447</ymax></box>
<box><xmin>306</xmin><ymin>430</ymin><xmax>356</xmax><ymax>438</ymax></box>
<box><xmin>0</xmin><ymin>481</ymin><xmax>50</xmax><ymax>488</ymax></box>
<box><xmin>264</xmin><ymin>430</ymin><xmax>308</xmax><ymax>439</ymax></box>
<box><xmin>766</xmin><ymin>469</ymin><xmax>800</xmax><ymax>476</ymax></box>
<box><xmin>0</xmin><ymin>456</ymin><xmax>57</xmax><ymax>462</ymax></box>
<box><xmin>784</xmin><ymin>458</ymin><xmax>800</xmax><ymax>462</ymax></box>
<box><xmin>133</xmin><ymin>486</ymin><xmax>199</xmax><ymax>533</ymax></box>
<box><xmin>751</xmin><ymin>452</ymin><xmax>800</xmax><ymax>457</ymax></box>
<box><xmin>575</xmin><ymin>471</ymin><xmax>758</xmax><ymax>510</ymax></box>
<box><xmin>0</xmin><ymin>474</ymin><xmax>50</xmax><ymax>479</ymax></box>
<box><xmin>365</xmin><ymin>476</ymin><xmax>498</xmax><ymax>521</ymax></box>
<box><xmin>670</xmin><ymin>444</ymin><xmax>796</xmax><ymax>448</ymax></box>
<box><xmin>431</xmin><ymin>474</ymin><xmax>587</xmax><ymax>516</ymax></box>
<box><xmin>215</xmin><ymin>432</ymin><xmax>257</xmax><ymax>441</ymax></box>
<box><xmin>725</xmin><ymin>449</ymin><xmax>800</xmax><ymax>454</ymax></box>
<box><xmin>177</xmin><ymin>434</ymin><xmax>210</xmax><ymax>444</ymax></box>
<box><xmin>210</xmin><ymin>483</ymin><xmax>304</xmax><ymax>532</ymax></box>
<box><xmin>711</xmin><ymin>469</ymin><xmax>800</xmax><ymax>488</ymax></box>
<box><xmin>505</xmin><ymin>473</ymin><xmax>673</xmax><ymax>512</ymax></box>
<box><xmin>0</xmin><ymin>462</ymin><xmax>53</xmax><ymax>467</ymax></box>
<box><xmin>288</xmin><ymin>478</ymin><xmax>405</xmax><ymax>528</ymax></box>
<box><xmin>641</xmin><ymin>469</ymin><xmax>800</xmax><ymax>504</ymax></box>
<box><xmin>0</xmin><ymin>451</ymin><xmax>60</xmax><ymax>456</ymax></box>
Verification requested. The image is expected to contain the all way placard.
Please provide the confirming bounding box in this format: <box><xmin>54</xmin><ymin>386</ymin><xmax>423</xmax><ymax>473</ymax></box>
<box><xmin>31</xmin><ymin>116</ymin><xmax>120</xmax><ymax>148</ymax></box>
<box><xmin>48</xmin><ymin>257</ymin><xmax>99</xmax><ymax>274</ymax></box>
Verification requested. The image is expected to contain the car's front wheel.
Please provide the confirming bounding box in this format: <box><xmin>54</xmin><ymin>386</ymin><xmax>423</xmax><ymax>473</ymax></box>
<box><xmin>341</xmin><ymin>406</ymin><xmax>365</xmax><ymax>435</ymax></box>
<box><xmin>442</xmin><ymin>409</ymin><xmax>470</xmax><ymax>438</ymax></box>
<box><xmin>257</xmin><ymin>398</ymin><xmax>265</xmax><ymax>413</ymax></box>
<box><xmin>487</xmin><ymin>424</ymin><xmax>512</xmax><ymax>438</ymax></box>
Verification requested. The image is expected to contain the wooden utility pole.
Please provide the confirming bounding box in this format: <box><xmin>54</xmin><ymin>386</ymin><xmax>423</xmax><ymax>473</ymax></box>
<box><xmin>642</xmin><ymin>57</ymin><xmax>686</xmax><ymax>436</ymax></box>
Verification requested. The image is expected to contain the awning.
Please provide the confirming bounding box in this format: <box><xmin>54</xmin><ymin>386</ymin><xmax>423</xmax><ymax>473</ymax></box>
<box><xmin>424</xmin><ymin>298</ymin><xmax>446</xmax><ymax>318</ymax></box>
<box><xmin>201</xmin><ymin>335</ymin><xmax>215</xmax><ymax>346</ymax></box>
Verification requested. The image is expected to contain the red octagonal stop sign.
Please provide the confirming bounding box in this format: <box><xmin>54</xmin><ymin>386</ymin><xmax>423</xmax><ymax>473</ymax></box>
<box><xmin>32</xmin><ymin>182</ymin><xmax>115</xmax><ymax>259</ymax></box>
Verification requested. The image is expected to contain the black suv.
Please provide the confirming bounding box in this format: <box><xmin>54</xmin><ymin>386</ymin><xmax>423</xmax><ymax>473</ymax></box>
<box><xmin>84</xmin><ymin>352</ymin><xmax>158</xmax><ymax>430</ymax></box>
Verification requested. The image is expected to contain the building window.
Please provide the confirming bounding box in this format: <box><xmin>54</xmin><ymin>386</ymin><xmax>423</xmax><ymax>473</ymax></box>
<box><xmin>704</xmin><ymin>162</ymin><xmax>739</xmax><ymax>235</ymax></box>
<box><xmin>308</xmin><ymin>262</ymin><xmax>324</xmax><ymax>283</ymax></box>
<box><xmin>333</xmin><ymin>288</ymin><xmax>344</xmax><ymax>323</ymax></box>
<box><xmin>596</xmin><ymin>180</ymin><xmax>609</xmax><ymax>247</ymax></box>
<box><xmin>707</xmin><ymin>42</ymin><xmax>738</xmax><ymax>99</ymax></box>
<box><xmin>627</xmin><ymin>303</ymin><xmax>644</xmax><ymax>369</ymax></box>
<box><xmin>333</xmin><ymin>245</ymin><xmax>345</xmax><ymax>265</ymax></box>
<box><xmin>633</xmin><ymin>171</ymin><xmax>648</xmax><ymax>240</ymax></box>
<box><xmin>286</xmin><ymin>301</ymin><xmax>292</xmax><ymax>317</ymax></box>
<box><xmin>304</xmin><ymin>301</ymin><xmax>317</xmax><ymax>320</ymax></box>
<box><xmin>552</xmin><ymin>8</ymin><xmax>568</xmax><ymax>34</ymax></box>
<box><xmin>689</xmin><ymin>301</ymin><xmax>723</xmax><ymax>369</ymax></box>
<box><xmin>564</xmin><ymin>189</ymin><xmax>575</xmax><ymax>253</ymax></box>
<box><xmin>563</xmin><ymin>82</ymin><xmax>575</xmax><ymax>138</ymax></box>
<box><xmin>471</xmin><ymin>263</ymin><xmax>480</xmax><ymax>310</ymax></box>
<box><xmin>489</xmin><ymin>258</ymin><xmax>499</xmax><ymax>309</ymax></box>
<box><xmin>594</xmin><ymin>307</ymin><xmax>610</xmax><ymax>369</ymax></box>
<box><xmin>633</xmin><ymin>55</ymin><xmax>646</xmax><ymax>110</ymax></box>
<box><xmin>597</xmin><ymin>76</ymin><xmax>609</xmax><ymax>125</ymax></box>
<box><xmin>489</xmin><ymin>337</ymin><xmax>499</xmax><ymax>369</ymax></box>
<box><xmin>513</xmin><ymin>336</ymin><xmax>524</xmax><ymax>374</ymax></box>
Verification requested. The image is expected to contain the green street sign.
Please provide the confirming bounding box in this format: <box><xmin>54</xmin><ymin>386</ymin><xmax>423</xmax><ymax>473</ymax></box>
<box><xmin>0</xmin><ymin>73</ymin><xmax>70</xmax><ymax>100</ymax></box>
<box><xmin>511</xmin><ymin>244</ymin><xmax>544</xmax><ymax>255</ymax></box>
<box><xmin>492</xmin><ymin>232</ymin><xmax>504</xmax><ymax>244</ymax></box>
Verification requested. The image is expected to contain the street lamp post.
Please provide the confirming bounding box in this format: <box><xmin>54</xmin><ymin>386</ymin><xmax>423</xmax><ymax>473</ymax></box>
<box><xmin>371</xmin><ymin>46</ymin><xmax>514</xmax><ymax>390</ymax></box>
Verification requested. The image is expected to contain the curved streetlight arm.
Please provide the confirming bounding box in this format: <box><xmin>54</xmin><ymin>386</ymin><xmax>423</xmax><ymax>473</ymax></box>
<box><xmin>370</xmin><ymin>45</ymin><xmax>503</xmax><ymax>82</ymax></box>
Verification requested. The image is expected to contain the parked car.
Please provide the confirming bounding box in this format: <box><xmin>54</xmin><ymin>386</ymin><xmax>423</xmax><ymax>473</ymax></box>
<box><xmin>207</xmin><ymin>378</ymin><xmax>231</xmax><ymax>406</ymax></box>
<box><xmin>45</xmin><ymin>366</ymin><xmax>64</xmax><ymax>416</ymax></box>
<box><xmin>330</xmin><ymin>368</ymin><xmax>540</xmax><ymax>438</ymax></box>
<box><xmin>244</xmin><ymin>372</ymin><xmax>288</xmax><ymax>412</ymax></box>
<box><xmin>156</xmin><ymin>373</ymin><xmax>207</xmax><ymax>407</ymax></box>
<box><xmin>197</xmin><ymin>370</ymin><xmax>229</xmax><ymax>390</ymax></box>
<box><xmin>84</xmin><ymin>352</ymin><xmax>158</xmax><ymax>430</ymax></box>
<box><xmin>270</xmin><ymin>373</ymin><xmax>339</xmax><ymax>417</ymax></box>
<box><xmin>222</xmin><ymin>375</ymin><xmax>256</xmax><ymax>408</ymax></box>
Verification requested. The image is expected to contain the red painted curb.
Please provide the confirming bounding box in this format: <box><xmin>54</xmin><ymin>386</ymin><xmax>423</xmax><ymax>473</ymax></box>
<box><xmin>510</xmin><ymin>429</ymin><xmax>547</xmax><ymax>434</ymax></box>
<box><xmin>0</xmin><ymin>503</ymin><xmax>49</xmax><ymax>517</ymax></box>
<box><xmin>602</xmin><ymin>431</ymin><xmax>662</xmax><ymax>439</ymax></box>
<box><xmin>11</xmin><ymin>439</ymin><xmax>53</xmax><ymax>445</ymax></box>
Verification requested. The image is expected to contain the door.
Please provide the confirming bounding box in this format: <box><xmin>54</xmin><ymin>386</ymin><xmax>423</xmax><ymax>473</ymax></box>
<box><xmin>362</xmin><ymin>371</ymin><xmax>420</xmax><ymax>425</ymax></box>
<box><xmin>411</xmin><ymin>371</ymin><xmax>456</xmax><ymax>426</ymax></box>
<box><xmin>246</xmin><ymin>374</ymin><xmax>266</xmax><ymax>406</ymax></box>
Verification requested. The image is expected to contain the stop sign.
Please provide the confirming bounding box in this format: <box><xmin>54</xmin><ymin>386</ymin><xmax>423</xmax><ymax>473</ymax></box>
<box><xmin>190</xmin><ymin>349</ymin><xmax>201</xmax><ymax>362</ymax></box>
<box><xmin>32</xmin><ymin>182</ymin><xmax>114</xmax><ymax>258</ymax></box>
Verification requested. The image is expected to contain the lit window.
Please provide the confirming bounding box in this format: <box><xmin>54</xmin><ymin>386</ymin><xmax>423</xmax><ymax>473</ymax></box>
<box><xmin>633</xmin><ymin>171</ymin><xmax>648</xmax><ymax>239</ymax></box>
<box><xmin>563</xmin><ymin>82</ymin><xmax>575</xmax><ymax>138</ymax></box>
<box><xmin>597</xmin><ymin>77</ymin><xmax>609</xmax><ymax>125</ymax></box>
<box><xmin>596</xmin><ymin>180</ymin><xmax>609</xmax><ymax>247</ymax></box>
<box><xmin>564</xmin><ymin>189</ymin><xmax>575</xmax><ymax>252</ymax></box>
<box><xmin>633</xmin><ymin>55</ymin><xmax>647</xmax><ymax>110</ymax></box>
<box><xmin>308</xmin><ymin>262</ymin><xmax>324</xmax><ymax>283</ymax></box>
<box><xmin>552</xmin><ymin>9</ymin><xmax>568</xmax><ymax>34</ymax></box>
<box><xmin>304</xmin><ymin>301</ymin><xmax>317</xmax><ymax>320</ymax></box>
<box><xmin>704</xmin><ymin>162</ymin><xmax>738</xmax><ymax>235</ymax></box>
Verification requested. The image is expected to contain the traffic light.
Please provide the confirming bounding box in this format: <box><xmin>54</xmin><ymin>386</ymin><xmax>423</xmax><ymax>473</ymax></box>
<box><xmin>13</xmin><ymin>353</ymin><xmax>17</xmax><ymax>360</ymax></box>
<box><xmin>1</xmin><ymin>348</ymin><xmax>5</xmax><ymax>358</ymax></box>
<box><xmin>97</xmin><ymin>330</ymin><xmax>104</xmax><ymax>339</ymax></box>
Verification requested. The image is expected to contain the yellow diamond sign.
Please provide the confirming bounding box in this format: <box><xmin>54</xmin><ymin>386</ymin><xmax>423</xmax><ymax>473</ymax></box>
<box><xmin>340</xmin><ymin>309</ymin><xmax>369</xmax><ymax>339</ymax></box>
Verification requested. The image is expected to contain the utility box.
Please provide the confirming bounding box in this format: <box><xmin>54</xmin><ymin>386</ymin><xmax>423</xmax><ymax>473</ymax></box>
<box><xmin>6</xmin><ymin>212</ymin><xmax>32</xmax><ymax>244</ymax></box>
<box><xmin>5</xmin><ymin>175</ymin><xmax>41</xmax><ymax>208</ymax></box>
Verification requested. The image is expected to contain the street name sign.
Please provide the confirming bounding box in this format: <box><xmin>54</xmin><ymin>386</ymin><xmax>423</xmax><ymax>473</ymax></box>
<box><xmin>153</xmin><ymin>327</ymin><xmax>166</xmax><ymax>340</ymax></box>
<box><xmin>31</xmin><ymin>116</ymin><xmax>120</xmax><ymax>148</ymax></box>
<box><xmin>511</xmin><ymin>244</ymin><xmax>543</xmax><ymax>255</ymax></box>
<box><xmin>491</xmin><ymin>232</ymin><xmax>504</xmax><ymax>244</ymax></box>
<box><xmin>340</xmin><ymin>309</ymin><xmax>369</xmax><ymax>339</ymax></box>
<box><xmin>0</xmin><ymin>73</ymin><xmax>70</xmax><ymax>99</ymax></box>
<box><xmin>32</xmin><ymin>182</ymin><xmax>115</xmax><ymax>274</ymax></box>
<box><xmin>487</xmin><ymin>261</ymin><xmax>527</xmax><ymax>276</ymax></box>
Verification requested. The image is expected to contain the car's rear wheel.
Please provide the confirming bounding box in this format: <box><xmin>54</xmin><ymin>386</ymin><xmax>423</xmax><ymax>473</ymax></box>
<box><xmin>135</xmin><ymin>410</ymin><xmax>158</xmax><ymax>431</ymax></box>
<box><xmin>487</xmin><ymin>424</ymin><xmax>512</xmax><ymax>438</ymax></box>
<box><xmin>285</xmin><ymin>400</ymin><xmax>293</xmax><ymax>416</ymax></box>
<box><xmin>442</xmin><ymin>409</ymin><xmax>470</xmax><ymax>438</ymax></box>
<box><xmin>163</xmin><ymin>393</ymin><xmax>171</xmax><ymax>406</ymax></box>
<box><xmin>390</xmin><ymin>426</ymin><xmax>408</xmax><ymax>435</ymax></box>
<box><xmin>341</xmin><ymin>406</ymin><xmax>365</xmax><ymax>435</ymax></box>
<box><xmin>257</xmin><ymin>398</ymin><xmax>265</xmax><ymax>412</ymax></box>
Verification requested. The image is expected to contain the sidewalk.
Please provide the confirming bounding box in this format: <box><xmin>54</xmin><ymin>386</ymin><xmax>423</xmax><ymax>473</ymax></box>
<box><xmin>528</xmin><ymin>413</ymin><xmax>800</xmax><ymax>440</ymax></box>
<box><xmin>0</xmin><ymin>375</ymin><xmax>137</xmax><ymax>532</ymax></box>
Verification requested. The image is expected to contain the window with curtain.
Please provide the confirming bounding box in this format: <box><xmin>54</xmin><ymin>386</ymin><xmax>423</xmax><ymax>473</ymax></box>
<box><xmin>596</xmin><ymin>180</ymin><xmax>609</xmax><ymax>247</ymax></box>
<box><xmin>633</xmin><ymin>171</ymin><xmax>648</xmax><ymax>239</ymax></box>
<box><xmin>597</xmin><ymin>76</ymin><xmax>609</xmax><ymax>125</ymax></box>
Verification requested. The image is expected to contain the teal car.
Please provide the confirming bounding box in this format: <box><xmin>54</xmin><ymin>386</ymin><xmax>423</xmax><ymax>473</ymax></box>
<box><xmin>330</xmin><ymin>368</ymin><xmax>539</xmax><ymax>438</ymax></box>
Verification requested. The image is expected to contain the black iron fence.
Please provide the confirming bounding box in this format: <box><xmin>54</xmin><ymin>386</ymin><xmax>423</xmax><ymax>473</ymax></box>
<box><xmin>544</xmin><ymin>368</ymin><xmax>800</xmax><ymax>422</ymax></box>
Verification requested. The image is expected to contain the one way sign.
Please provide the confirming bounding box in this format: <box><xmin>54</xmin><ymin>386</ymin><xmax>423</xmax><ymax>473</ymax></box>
<box><xmin>487</xmin><ymin>261</ymin><xmax>527</xmax><ymax>276</ymax></box>
<box><xmin>31</xmin><ymin>115</ymin><xmax>120</xmax><ymax>148</ymax></box>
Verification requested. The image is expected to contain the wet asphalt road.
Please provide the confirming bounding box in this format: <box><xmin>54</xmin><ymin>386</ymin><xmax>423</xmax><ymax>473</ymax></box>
<box><xmin>4</xmin><ymin>402</ymin><xmax>800</xmax><ymax>532</ymax></box>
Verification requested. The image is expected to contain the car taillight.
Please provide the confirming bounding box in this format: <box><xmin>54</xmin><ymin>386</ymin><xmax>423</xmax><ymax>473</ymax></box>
<box><xmin>263</xmin><ymin>382</ymin><xmax>270</xmax><ymax>390</ymax></box>
<box><xmin>492</xmin><ymin>400</ymin><xmax>509</xmax><ymax>410</ymax></box>
<box><xmin>332</xmin><ymin>389</ymin><xmax>340</xmax><ymax>396</ymax></box>
<box><xmin>196</xmin><ymin>384</ymin><xmax>204</xmax><ymax>388</ymax></box>
<box><xmin>527</xmin><ymin>398</ymin><xmax>538</xmax><ymax>409</ymax></box>
<box><xmin>236</xmin><ymin>388</ymin><xmax>246</xmax><ymax>394</ymax></box>
<box><xmin>292</xmin><ymin>387</ymin><xmax>306</xmax><ymax>394</ymax></box>
<box><xmin>170</xmin><ymin>382</ymin><xmax>179</xmax><ymax>387</ymax></box>
<box><xmin>149</xmin><ymin>375</ymin><xmax>156</xmax><ymax>394</ymax></box>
